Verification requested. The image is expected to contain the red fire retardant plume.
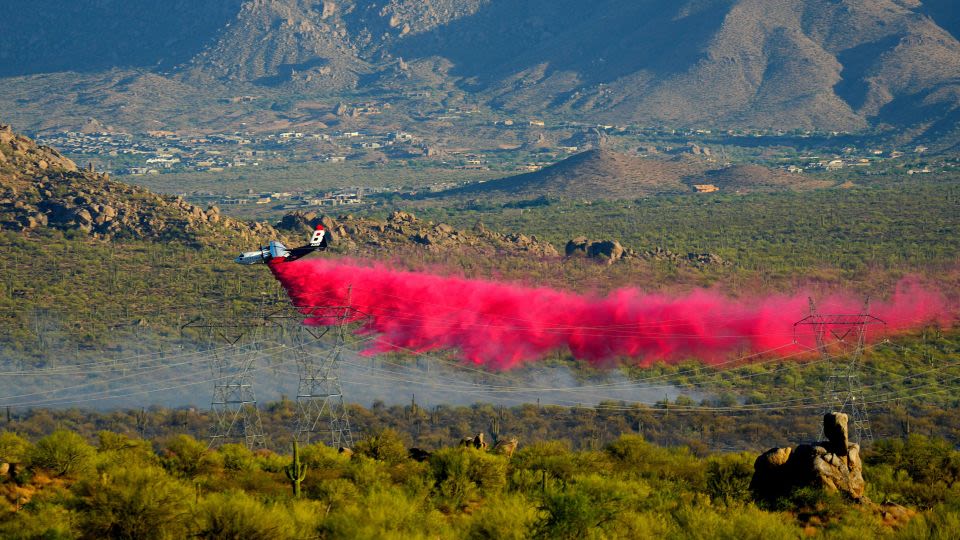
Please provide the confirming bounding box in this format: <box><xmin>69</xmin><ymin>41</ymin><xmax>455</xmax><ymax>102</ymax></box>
<box><xmin>270</xmin><ymin>259</ymin><xmax>955</xmax><ymax>370</ymax></box>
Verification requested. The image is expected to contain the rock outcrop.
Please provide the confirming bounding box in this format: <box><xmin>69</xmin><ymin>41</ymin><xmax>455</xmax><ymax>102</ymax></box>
<box><xmin>0</xmin><ymin>125</ymin><xmax>277</xmax><ymax>244</ymax></box>
<box><xmin>565</xmin><ymin>236</ymin><xmax>725</xmax><ymax>267</ymax></box>
<box><xmin>276</xmin><ymin>209</ymin><xmax>559</xmax><ymax>258</ymax></box>
<box><xmin>750</xmin><ymin>412</ymin><xmax>866</xmax><ymax>502</ymax></box>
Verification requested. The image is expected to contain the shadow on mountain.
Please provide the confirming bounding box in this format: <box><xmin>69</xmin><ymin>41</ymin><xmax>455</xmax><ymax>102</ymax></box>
<box><xmin>394</xmin><ymin>0</ymin><xmax>734</xmax><ymax>87</ymax></box>
<box><xmin>0</xmin><ymin>0</ymin><xmax>243</xmax><ymax>76</ymax></box>
<box><xmin>921</xmin><ymin>0</ymin><xmax>960</xmax><ymax>41</ymax></box>
<box><xmin>833</xmin><ymin>35</ymin><xmax>901</xmax><ymax>112</ymax></box>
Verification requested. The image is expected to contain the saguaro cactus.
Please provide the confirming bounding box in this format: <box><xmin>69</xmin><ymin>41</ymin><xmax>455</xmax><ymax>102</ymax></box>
<box><xmin>285</xmin><ymin>441</ymin><xmax>308</xmax><ymax>498</ymax></box>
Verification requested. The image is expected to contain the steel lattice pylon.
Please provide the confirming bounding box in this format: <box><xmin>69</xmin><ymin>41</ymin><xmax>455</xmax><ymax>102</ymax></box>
<box><xmin>290</xmin><ymin>306</ymin><xmax>355</xmax><ymax>448</ymax></box>
<box><xmin>795</xmin><ymin>298</ymin><xmax>885</xmax><ymax>445</ymax></box>
<box><xmin>181</xmin><ymin>317</ymin><xmax>269</xmax><ymax>449</ymax></box>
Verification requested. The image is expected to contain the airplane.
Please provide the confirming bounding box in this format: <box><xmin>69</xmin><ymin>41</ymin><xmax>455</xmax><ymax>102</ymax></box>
<box><xmin>234</xmin><ymin>225</ymin><xmax>329</xmax><ymax>265</ymax></box>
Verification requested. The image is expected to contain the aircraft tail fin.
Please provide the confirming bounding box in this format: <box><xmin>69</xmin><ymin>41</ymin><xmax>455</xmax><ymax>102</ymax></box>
<box><xmin>309</xmin><ymin>225</ymin><xmax>327</xmax><ymax>248</ymax></box>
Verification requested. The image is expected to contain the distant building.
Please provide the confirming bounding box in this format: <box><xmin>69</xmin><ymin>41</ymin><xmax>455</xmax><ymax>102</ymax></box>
<box><xmin>692</xmin><ymin>184</ymin><xmax>719</xmax><ymax>193</ymax></box>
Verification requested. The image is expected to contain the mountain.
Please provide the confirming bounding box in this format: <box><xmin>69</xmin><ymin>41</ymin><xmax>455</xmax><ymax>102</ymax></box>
<box><xmin>0</xmin><ymin>124</ymin><xmax>275</xmax><ymax>243</ymax></box>
<box><xmin>402</xmin><ymin>0</ymin><xmax>960</xmax><ymax>132</ymax></box>
<box><xmin>440</xmin><ymin>149</ymin><xmax>702</xmax><ymax>199</ymax></box>
<box><xmin>436</xmin><ymin>149</ymin><xmax>842</xmax><ymax>200</ymax></box>
<box><xmin>2</xmin><ymin>0</ymin><xmax>960</xmax><ymax>138</ymax></box>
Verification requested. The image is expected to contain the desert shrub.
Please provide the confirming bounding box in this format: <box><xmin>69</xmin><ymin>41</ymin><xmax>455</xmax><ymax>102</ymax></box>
<box><xmin>867</xmin><ymin>463</ymin><xmax>955</xmax><ymax>508</ymax></box>
<box><xmin>463</xmin><ymin>493</ymin><xmax>537</xmax><ymax>540</ymax></box>
<box><xmin>429</xmin><ymin>447</ymin><xmax>507</xmax><ymax>511</ymax></box>
<box><xmin>308</xmin><ymin>477</ymin><xmax>360</xmax><ymax>509</ymax></box>
<box><xmin>512</xmin><ymin>441</ymin><xmax>577</xmax><ymax>492</ymax></box>
<box><xmin>318</xmin><ymin>487</ymin><xmax>451</xmax><ymax>540</ymax></box>
<box><xmin>354</xmin><ymin>428</ymin><xmax>409</xmax><ymax>465</ymax></box>
<box><xmin>72</xmin><ymin>464</ymin><xmax>192</xmax><ymax>540</ymax></box>
<box><xmin>27</xmin><ymin>430</ymin><xmax>95</xmax><ymax>477</ymax></box>
<box><xmin>669</xmin><ymin>503</ymin><xmax>798</xmax><ymax>540</ymax></box>
<box><xmin>95</xmin><ymin>431</ymin><xmax>156</xmax><ymax>469</ymax></box>
<box><xmin>219</xmin><ymin>443</ymin><xmax>257</xmax><ymax>472</ymax></box>
<box><xmin>606</xmin><ymin>435</ymin><xmax>704</xmax><ymax>488</ymax></box>
<box><xmin>533</xmin><ymin>489</ymin><xmax>606</xmax><ymax>539</ymax></box>
<box><xmin>286</xmin><ymin>499</ymin><xmax>329</xmax><ymax>537</ymax></box>
<box><xmin>193</xmin><ymin>490</ymin><xmax>294</xmax><ymax>540</ymax></box>
<box><xmin>869</xmin><ymin>435</ymin><xmax>960</xmax><ymax>488</ymax></box>
<box><xmin>773</xmin><ymin>486</ymin><xmax>849</xmax><ymax>523</ymax></box>
<box><xmin>347</xmin><ymin>455</ymin><xmax>393</xmax><ymax>494</ymax></box>
<box><xmin>705</xmin><ymin>453</ymin><xmax>754</xmax><ymax>504</ymax></box>
<box><xmin>159</xmin><ymin>434</ymin><xmax>221</xmax><ymax>478</ymax></box>
<box><xmin>0</xmin><ymin>431</ymin><xmax>31</xmax><ymax>464</ymax></box>
<box><xmin>532</xmin><ymin>474</ymin><xmax>637</xmax><ymax>540</ymax></box>
<box><xmin>0</xmin><ymin>501</ymin><xmax>79</xmax><ymax>539</ymax></box>
<box><xmin>299</xmin><ymin>441</ymin><xmax>349</xmax><ymax>471</ymax></box>
<box><xmin>253</xmin><ymin>449</ymin><xmax>287</xmax><ymax>473</ymax></box>
<box><xmin>898</xmin><ymin>499</ymin><xmax>960</xmax><ymax>540</ymax></box>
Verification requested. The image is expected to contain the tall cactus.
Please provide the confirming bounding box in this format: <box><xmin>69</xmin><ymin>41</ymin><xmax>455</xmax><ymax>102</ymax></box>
<box><xmin>490</xmin><ymin>416</ymin><xmax>501</xmax><ymax>444</ymax></box>
<box><xmin>285</xmin><ymin>441</ymin><xmax>307</xmax><ymax>498</ymax></box>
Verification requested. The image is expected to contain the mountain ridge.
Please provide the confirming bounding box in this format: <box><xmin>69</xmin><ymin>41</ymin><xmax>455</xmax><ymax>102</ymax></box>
<box><xmin>2</xmin><ymin>1</ymin><xmax>960</xmax><ymax>138</ymax></box>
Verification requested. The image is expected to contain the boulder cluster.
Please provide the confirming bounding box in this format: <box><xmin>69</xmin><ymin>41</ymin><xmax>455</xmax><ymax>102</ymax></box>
<box><xmin>565</xmin><ymin>236</ymin><xmax>725</xmax><ymax>267</ymax></box>
<box><xmin>276</xmin><ymin>210</ymin><xmax>560</xmax><ymax>257</ymax></box>
<box><xmin>750</xmin><ymin>412</ymin><xmax>865</xmax><ymax>502</ymax></box>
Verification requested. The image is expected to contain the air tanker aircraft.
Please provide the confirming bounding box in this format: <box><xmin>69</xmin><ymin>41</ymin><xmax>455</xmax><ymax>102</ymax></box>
<box><xmin>235</xmin><ymin>225</ymin><xmax>328</xmax><ymax>265</ymax></box>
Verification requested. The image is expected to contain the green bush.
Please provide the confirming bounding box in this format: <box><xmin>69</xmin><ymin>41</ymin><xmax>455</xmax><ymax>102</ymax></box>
<box><xmin>72</xmin><ymin>464</ymin><xmax>192</xmax><ymax>540</ymax></box>
<box><xmin>898</xmin><ymin>499</ymin><xmax>960</xmax><ymax>540</ymax></box>
<box><xmin>354</xmin><ymin>428</ymin><xmax>409</xmax><ymax>465</ymax></box>
<box><xmin>0</xmin><ymin>431</ymin><xmax>31</xmax><ymax>463</ymax></box>
<box><xmin>463</xmin><ymin>493</ymin><xmax>537</xmax><ymax>540</ymax></box>
<box><xmin>219</xmin><ymin>443</ymin><xmax>258</xmax><ymax>472</ymax></box>
<box><xmin>0</xmin><ymin>501</ymin><xmax>79</xmax><ymax>540</ymax></box>
<box><xmin>429</xmin><ymin>447</ymin><xmax>507</xmax><ymax>511</ymax></box>
<box><xmin>512</xmin><ymin>441</ymin><xmax>578</xmax><ymax>491</ymax></box>
<box><xmin>95</xmin><ymin>431</ymin><xmax>156</xmax><ymax>469</ymax></box>
<box><xmin>28</xmin><ymin>430</ymin><xmax>95</xmax><ymax>477</ymax></box>
<box><xmin>705</xmin><ymin>453</ymin><xmax>754</xmax><ymax>504</ymax></box>
<box><xmin>669</xmin><ymin>503</ymin><xmax>798</xmax><ymax>540</ymax></box>
<box><xmin>253</xmin><ymin>449</ymin><xmax>288</xmax><ymax>473</ymax></box>
<box><xmin>159</xmin><ymin>435</ymin><xmax>221</xmax><ymax>478</ymax></box>
<box><xmin>318</xmin><ymin>488</ymin><xmax>451</xmax><ymax>539</ymax></box>
<box><xmin>193</xmin><ymin>490</ymin><xmax>294</xmax><ymax>540</ymax></box>
<box><xmin>606</xmin><ymin>435</ymin><xmax>705</xmax><ymax>488</ymax></box>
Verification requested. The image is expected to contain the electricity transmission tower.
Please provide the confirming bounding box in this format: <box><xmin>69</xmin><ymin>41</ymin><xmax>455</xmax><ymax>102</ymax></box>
<box><xmin>794</xmin><ymin>298</ymin><xmax>885</xmax><ymax>444</ymax></box>
<box><xmin>283</xmin><ymin>305</ymin><xmax>356</xmax><ymax>448</ymax></box>
<box><xmin>181</xmin><ymin>316</ymin><xmax>269</xmax><ymax>449</ymax></box>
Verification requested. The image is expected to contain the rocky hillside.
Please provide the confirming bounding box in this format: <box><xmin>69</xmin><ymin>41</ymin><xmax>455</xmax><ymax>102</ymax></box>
<box><xmin>276</xmin><ymin>209</ymin><xmax>559</xmax><ymax>258</ymax></box>
<box><xmin>0</xmin><ymin>124</ymin><xmax>277</xmax><ymax>244</ymax></box>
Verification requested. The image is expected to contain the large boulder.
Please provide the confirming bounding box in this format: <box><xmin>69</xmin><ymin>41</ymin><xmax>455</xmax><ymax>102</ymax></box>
<box><xmin>587</xmin><ymin>240</ymin><xmax>624</xmax><ymax>262</ymax></box>
<box><xmin>750</xmin><ymin>412</ymin><xmax>866</xmax><ymax>502</ymax></box>
<box><xmin>565</xmin><ymin>237</ymin><xmax>624</xmax><ymax>263</ymax></box>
